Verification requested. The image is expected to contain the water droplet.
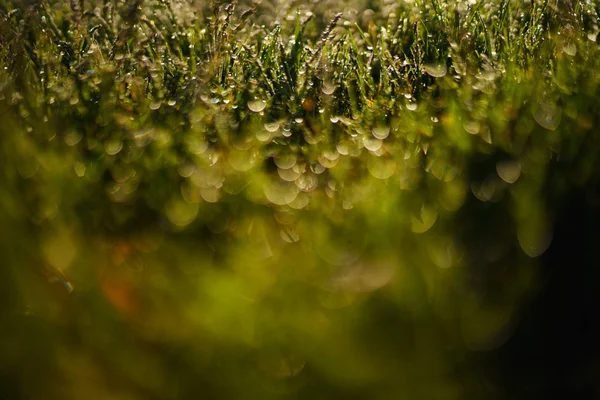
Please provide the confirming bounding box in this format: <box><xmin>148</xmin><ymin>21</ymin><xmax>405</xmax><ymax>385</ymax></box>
<box><xmin>74</xmin><ymin>162</ymin><xmax>86</xmax><ymax>177</ymax></box>
<box><xmin>200</xmin><ymin>186</ymin><xmax>220</xmax><ymax>203</ymax></box>
<box><xmin>562</xmin><ymin>41</ymin><xmax>577</xmax><ymax>56</ymax></box>
<box><xmin>181</xmin><ymin>181</ymin><xmax>201</xmax><ymax>203</ymax></box>
<box><xmin>496</xmin><ymin>160</ymin><xmax>521</xmax><ymax>184</ymax></box>
<box><xmin>428</xmin><ymin>236</ymin><xmax>458</xmax><ymax>268</ymax></box>
<box><xmin>368</xmin><ymin>157</ymin><xmax>396</xmax><ymax>179</ymax></box>
<box><xmin>411</xmin><ymin>205</ymin><xmax>438</xmax><ymax>233</ymax></box>
<box><xmin>406</xmin><ymin>102</ymin><xmax>418</xmax><ymax>111</ymax></box>
<box><xmin>111</xmin><ymin>164</ymin><xmax>136</xmax><ymax>183</ymax></box>
<box><xmin>423</xmin><ymin>62</ymin><xmax>448</xmax><ymax>78</ymax></box>
<box><xmin>336</xmin><ymin>143</ymin><xmax>349</xmax><ymax>155</ymax></box>
<box><xmin>533</xmin><ymin>101</ymin><xmax>561</xmax><ymax>131</ymax></box>
<box><xmin>364</xmin><ymin>137</ymin><xmax>383</xmax><ymax>152</ymax></box>
<box><xmin>264</xmin><ymin>121</ymin><xmax>280</xmax><ymax>133</ymax></box>
<box><xmin>330</xmin><ymin>116</ymin><xmax>340</xmax><ymax>123</ymax></box>
<box><xmin>64</xmin><ymin>130</ymin><xmax>83</xmax><ymax>146</ymax></box>
<box><xmin>105</xmin><ymin>139</ymin><xmax>123</xmax><ymax>155</ymax></box>
<box><xmin>274</xmin><ymin>154</ymin><xmax>297</xmax><ymax>169</ymax></box>
<box><xmin>278</xmin><ymin>167</ymin><xmax>301</xmax><ymax>182</ymax></box>
<box><xmin>464</xmin><ymin>120</ymin><xmax>480</xmax><ymax>135</ymax></box>
<box><xmin>296</xmin><ymin>173</ymin><xmax>319</xmax><ymax>192</ymax></box>
<box><xmin>323</xmin><ymin>151</ymin><xmax>339</xmax><ymax>161</ymax></box>
<box><xmin>264</xmin><ymin>179</ymin><xmax>299</xmax><ymax>206</ymax></box>
<box><xmin>248</xmin><ymin>99</ymin><xmax>267</xmax><ymax>113</ymax></box>
<box><xmin>318</xmin><ymin>155</ymin><xmax>338</xmax><ymax>169</ymax></box>
<box><xmin>310</xmin><ymin>163</ymin><xmax>326</xmax><ymax>174</ymax></box>
<box><xmin>289</xmin><ymin>192</ymin><xmax>310</xmax><ymax>209</ymax></box>
<box><xmin>185</xmin><ymin>137</ymin><xmax>208</xmax><ymax>155</ymax></box>
<box><xmin>372</xmin><ymin>125</ymin><xmax>390</xmax><ymax>140</ymax></box>
<box><xmin>331</xmin><ymin>260</ymin><xmax>395</xmax><ymax>294</ymax></box>
<box><xmin>256</xmin><ymin>130</ymin><xmax>271</xmax><ymax>142</ymax></box>
<box><xmin>322</xmin><ymin>81</ymin><xmax>336</xmax><ymax>95</ymax></box>
<box><xmin>166</xmin><ymin>199</ymin><xmax>199</xmax><ymax>227</ymax></box>
<box><xmin>228</xmin><ymin>149</ymin><xmax>257</xmax><ymax>172</ymax></box>
<box><xmin>149</xmin><ymin>102</ymin><xmax>161</xmax><ymax>110</ymax></box>
<box><xmin>178</xmin><ymin>163</ymin><xmax>196</xmax><ymax>178</ymax></box>
<box><xmin>133</xmin><ymin>128</ymin><xmax>155</xmax><ymax>147</ymax></box>
<box><xmin>471</xmin><ymin>178</ymin><xmax>497</xmax><ymax>202</ymax></box>
<box><xmin>167</xmin><ymin>99</ymin><xmax>177</xmax><ymax>106</ymax></box>
<box><xmin>42</xmin><ymin>231</ymin><xmax>77</xmax><ymax>271</ymax></box>
<box><xmin>518</xmin><ymin>222</ymin><xmax>553</xmax><ymax>258</ymax></box>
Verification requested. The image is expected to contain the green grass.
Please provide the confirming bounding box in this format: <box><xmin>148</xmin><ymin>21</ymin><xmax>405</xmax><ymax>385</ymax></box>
<box><xmin>1</xmin><ymin>1</ymin><xmax>600</xmax><ymax>399</ymax></box>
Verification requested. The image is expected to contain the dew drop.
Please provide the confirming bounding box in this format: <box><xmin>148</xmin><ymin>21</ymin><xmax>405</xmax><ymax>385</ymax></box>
<box><xmin>533</xmin><ymin>101</ymin><xmax>561</xmax><ymax>131</ymax></box>
<box><xmin>310</xmin><ymin>163</ymin><xmax>326</xmax><ymax>174</ymax></box>
<box><xmin>185</xmin><ymin>137</ymin><xmax>208</xmax><ymax>155</ymax></box>
<box><xmin>322</xmin><ymin>82</ymin><xmax>336</xmax><ymax>95</ymax></box>
<box><xmin>256</xmin><ymin>130</ymin><xmax>271</xmax><ymax>142</ymax></box>
<box><xmin>464</xmin><ymin>120</ymin><xmax>480</xmax><ymax>135</ymax></box>
<box><xmin>496</xmin><ymin>160</ymin><xmax>521</xmax><ymax>184</ymax></box>
<box><xmin>228</xmin><ymin>149</ymin><xmax>257</xmax><ymax>172</ymax></box>
<box><xmin>166</xmin><ymin>199</ymin><xmax>199</xmax><ymax>227</ymax></box>
<box><xmin>64</xmin><ymin>130</ymin><xmax>83</xmax><ymax>146</ymax></box>
<box><xmin>423</xmin><ymin>62</ymin><xmax>448</xmax><ymax>78</ymax></box>
<box><xmin>518</xmin><ymin>223</ymin><xmax>553</xmax><ymax>258</ymax></box>
<box><xmin>411</xmin><ymin>205</ymin><xmax>438</xmax><ymax>233</ymax></box>
<box><xmin>133</xmin><ymin>128</ymin><xmax>155</xmax><ymax>147</ymax></box>
<box><xmin>372</xmin><ymin>125</ymin><xmax>390</xmax><ymax>140</ymax></box>
<box><xmin>471</xmin><ymin>178</ymin><xmax>497</xmax><ymax>202</ymax></box>
<box><xmin>278</xmin><ymin>167</ymin><xmax>301</xmax><ymax>182</ymax></box>
<box><xmin>264</xmin><ymin>179</ymin><xmax>299</xmax><ymax>206</ymax></box>
<box><xmin>318</xmin><ymin>155</ymin><xmax>338</xmax><ymax>169</ymax></box>
<box><xmin>296</xmin><ymin>173</ymin><xmax>319</xmax><ymax>192</ymax></box>
<box><xmin>364</xmin><ymin>137</ymin><xmax>383</xmax><ymax>152</ymax></box>
<box><xmin>336</xmin><ymin>143</ymin><xmax>349</xmax><ymax>155</ymax></box>
<box><xmin>200</xmin><ymin>186</ymin><xmax>221</xmax><ymax>203</ymax></box>
<box><xmin>562</xmin><ymin>41</ymin><xmax>577</xmax><ymax>56</ymax></box>
<box><xmin>105</xmin><ymin>139</ymin><xmax>123</xmax><ymax>155</ymax></box>
<box><xmin>274</xmin><ymin>153</ymin><xmax>297</xmax><ymax>169</ymax></box>
<box><xmin>264</xmin><ymin>121</ymin><xmax>280</xmax><ymax>133</ymax></box>
<box><xmin>368</xmin><ymin>157</ymin><xmax>396</xmax><ymax>180</ymax></box>
<box><xmin>74</xmin><ymin>162</ymin><xmax>86</xmax><ymax>177</ymax></box>
<box><xmin>248</xmin><ymin>99</ymin><xmax>267</xmax><ymax>113</ymax></box>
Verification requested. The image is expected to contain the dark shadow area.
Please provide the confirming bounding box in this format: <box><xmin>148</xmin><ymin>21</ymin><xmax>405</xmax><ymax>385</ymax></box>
<box><xmin>496</xmin><ymin>185</ymin><xmax>600</xmax><ymax>398</ymax></box>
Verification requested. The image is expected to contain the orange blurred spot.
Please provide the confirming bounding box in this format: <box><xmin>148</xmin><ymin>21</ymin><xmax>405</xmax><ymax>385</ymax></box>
<box><xmin>100</xmin><ymin>277</ymin><xmax>139</xmax><ymax>316</ymax></box>
<box><xmin>302</xmin><ymin>97</ymin><xmax>316</xmax><ymax>112</ymax></box>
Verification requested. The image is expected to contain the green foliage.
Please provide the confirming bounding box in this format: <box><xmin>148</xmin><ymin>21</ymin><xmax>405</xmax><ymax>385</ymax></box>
<box><xmin>1</xmin><ymin>1</ymin><xmax>600</xmax><ymax>399</ymax></box>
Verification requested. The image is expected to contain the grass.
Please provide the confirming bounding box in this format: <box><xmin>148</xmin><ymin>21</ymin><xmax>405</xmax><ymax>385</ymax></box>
<box><xmin>1</xmin><ymin>0</ymin><xmax>600</xmax><ymax>399</ymax></box>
